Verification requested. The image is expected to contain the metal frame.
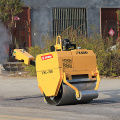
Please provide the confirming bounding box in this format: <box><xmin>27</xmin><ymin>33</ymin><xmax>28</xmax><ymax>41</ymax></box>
<box><xmin>52</xmin><ymin>8</ymin><xmax>87</xmax><ymax>37</ymax></box>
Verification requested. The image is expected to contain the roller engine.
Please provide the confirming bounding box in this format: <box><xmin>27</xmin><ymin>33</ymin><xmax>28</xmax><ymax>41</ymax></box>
<box><xmin>13</xmin><ymin>36</ymin><xmax>100</xmax><ymax>105</ymax></box>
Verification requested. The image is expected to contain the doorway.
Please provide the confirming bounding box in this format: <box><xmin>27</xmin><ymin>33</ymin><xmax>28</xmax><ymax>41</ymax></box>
<box><xmin>101</xmin><ymin>8</ymin><xmax>119</xmax><ymax>43</ymax></box>
<box><xmin>12</xmin><ymin>7</ymin><xmax>31</xmax><ymax>48</ymax></box>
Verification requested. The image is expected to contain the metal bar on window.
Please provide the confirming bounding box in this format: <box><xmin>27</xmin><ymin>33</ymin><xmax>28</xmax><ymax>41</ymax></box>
<box><xmin>52</xmin><ymin>8</ymin><xmax>87</xmax><ymax>37</ymax></box>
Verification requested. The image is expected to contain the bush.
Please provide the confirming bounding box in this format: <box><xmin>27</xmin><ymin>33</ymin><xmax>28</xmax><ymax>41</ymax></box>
<box><xmin>24</xmin><ymin>37</ymin><xmax>55</xmax><ymax>76</ymax></box>
<box><xmin>25</xmin><ymin>30</ymin><xmax>120</xmax><ymax>77</ymax></box>
<box><xmin>70</xmin><ymin>35</ymin><xmax>120</xmax><ymax>76</ymax></box>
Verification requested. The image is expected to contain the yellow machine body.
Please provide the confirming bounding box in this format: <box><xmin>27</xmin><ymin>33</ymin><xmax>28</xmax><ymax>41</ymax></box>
<box><xmin>12</xmin><ymin>36</ymin><xmax>100</xmax><ymax>105</ymax></box>
<box><xmin>36</xmin><ymin>49</ymin><xmax>100</xmax><ymax>97</ymax></box>
<box><xmin>13</xmin><ymin>49</ymin><xmax>35</xmax><ymax>65</ymax></box>
<box><xmin>36</xmin><ymin>52</ymin><xmax>61</xmax><ymax>96</ymax></box>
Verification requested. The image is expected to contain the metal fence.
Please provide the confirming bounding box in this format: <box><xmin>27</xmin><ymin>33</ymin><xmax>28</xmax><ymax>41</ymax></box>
<box><xmin>52</xmin><ymin>8</ymin><xmax>87</xmax><ymax>37</ymax></box>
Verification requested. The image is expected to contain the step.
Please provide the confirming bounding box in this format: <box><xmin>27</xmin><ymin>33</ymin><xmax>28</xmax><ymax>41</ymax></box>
<box><xmin>3</xmin><ymin>62</ymin><xmax>25</xmax><ymax>72</ymax></box>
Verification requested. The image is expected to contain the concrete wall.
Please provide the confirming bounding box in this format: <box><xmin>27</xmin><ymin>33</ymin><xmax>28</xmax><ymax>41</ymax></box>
<box><xmin>23</xmin><ymin>0</ymin><xmax>120</xmax><ymax>46</ymax></box>
<box><xmin>0</xmin><ymin>22</ymin><xmax>12</xmax><ymax>64</ymax></box>
<box><xmin>1</xmin><ymin>0</ymin><xmax>120</xmax><ymax>64</ymax></box>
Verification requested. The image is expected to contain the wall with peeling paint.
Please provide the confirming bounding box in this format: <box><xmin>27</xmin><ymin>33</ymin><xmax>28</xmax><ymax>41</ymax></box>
<box><xmin>0</xmin><ymin>22</ymin><xmax>12</xmax><ymax>64</ymax></box>
<box><xmin>23</xmin><ymin>0</ymin><xmax>120</xmax><ymax>46</ymax></box>
<box><xmin>1</xmin><ymin>0</ymin><xmax>120</xmax><ymax>63</ymax></box>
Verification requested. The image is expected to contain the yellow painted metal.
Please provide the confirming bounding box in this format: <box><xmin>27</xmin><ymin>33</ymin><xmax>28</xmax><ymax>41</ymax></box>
<box><xmin>36</xmin><ymin>48</ymin><xmax>100</xmax><ymax>97</ymax></box>
<box><xmin>57</xmin><ymin>51</ymin><xmax>73</xmax><ymax>70</ymax></box>
<box><xmin>12</xmin><ymin>36</ymin><xmax>100</xmax><ymax>99</ymax></box>
<box><xmin>55</xmin><ymin>36</ymin><xmax>62</xmax><ymax>51</ymax></box>
<box><xmin>36</xmin><ymin>52</ymin><xmax>62</xmax><ymax>96</ymax></box>
<box><xmin>63</xmin><ymin>72</ymin><xmax>80</xmax><ymax>98</ymax></box>
<box><xmin>55</xmin><ymin>68</ymin><xmax>63</xmax><ymax>96</ymax></box>
<box><xmin>13</xmin><ymin>49</ymin><xmax>35</xmax><ymax>65</ymax></box>
<box><xmin>57</xmin><ymin>49</ymin><xmax>97</xmax><ymax>72</ymax></box>
<box><xmin>37</xmin><ymin>68</ymin><xmax>61</xmax><ymax>96</ymax></box>
<box><xmin>56</xmin><ymin>49</ymin><xmax>100</xmax><ymax>92</ymax></box>
<box><xmin>71</xmin><ymin>49</ymin><xmax>97</xmax><ymax>71</ymax></box>
<box><xmin>36</xmin><ymin>52</ymin><xmax>59</xmax><ymax>72</ymax></box>
<box><xmin>95</xmin><ymin>68</ymin><xmax>100</xmax><ymax>90</ymax></box>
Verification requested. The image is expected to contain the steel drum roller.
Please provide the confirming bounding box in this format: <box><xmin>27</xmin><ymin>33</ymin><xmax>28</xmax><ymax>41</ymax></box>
<box><xmin>44</xmin><ymin>79</ymin><xmax>98</xmax><ymax>105</ymax></box>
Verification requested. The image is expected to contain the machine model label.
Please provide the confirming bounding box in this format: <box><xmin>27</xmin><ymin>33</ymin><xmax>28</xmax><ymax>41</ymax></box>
<box><xmin>42</xmin><ymin>70</ymin><xmax>53</xmax><ymax>75</ymax></box>
<box><xmin>76</xmin><ymin>51</ymin><xmax>88</xmax><ymax>54</ymax></box>
<box><xmin>41</xmin><ymin>54</ymin><xmax>53</xmax><ymax>61</ymax></box>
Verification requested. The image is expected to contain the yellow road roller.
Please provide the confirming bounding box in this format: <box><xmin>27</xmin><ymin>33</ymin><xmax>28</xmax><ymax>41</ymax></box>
<box><xmin>13</xmin><ymin>36</ymin><xmax>100</xmax><ymax>105</ymax></box>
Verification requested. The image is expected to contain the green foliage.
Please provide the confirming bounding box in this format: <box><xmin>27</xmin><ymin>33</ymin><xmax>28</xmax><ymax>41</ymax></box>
<box><xmin>59</xmin><ymin>25</ymin><xmax>120</xmax><ymax>76</ymax></box>
<box><xmin>116</xmin><ymin>10</ymin><xmax>120</xmax><ymax>22</ymax></box>
<box><xmin>68</xmin><ymin>34</ymin><xmax>120</xmax><ymax>76</ymax></box>
<box><xmin>25</xmin><ymin>26</ymin><xmax>120</xmax><ymax>77</ymax></box>
<box><xmin>24</xmin><ymin>45</ymin><xmax>42</xmax><ymax>76</ymax></box>
<box><xmin>24</xmin><ymin>37</ymin><xmax>55</xmax><ymax>76</ymax></box>
<box><xmin>25</xmin><ymin>65</ymin><xmax>36</xmax><ymax>76</ymax></box>
<box><xmin>0</xmin><ymin>0</ymin><xmax>24</xmax><ymax>23</ymax></box>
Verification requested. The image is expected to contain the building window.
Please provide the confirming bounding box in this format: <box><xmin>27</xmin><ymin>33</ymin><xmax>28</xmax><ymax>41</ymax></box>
<box><xmin>52</xmin><ymin>8</ymin><xmax>87</xmax><ymax>37</ymax></box>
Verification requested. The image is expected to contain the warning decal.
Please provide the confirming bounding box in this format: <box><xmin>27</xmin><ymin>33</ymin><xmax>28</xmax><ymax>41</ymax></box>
<box><xmin>41</xmin><ymin>54</ymin><xmax>53</xmax><ymax>60</ymax></box>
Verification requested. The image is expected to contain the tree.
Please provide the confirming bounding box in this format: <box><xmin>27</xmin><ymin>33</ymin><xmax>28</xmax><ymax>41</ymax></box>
<box><xmin>0</xmin><ymin>0</ymin><xmax>24</xmax><ymax>24</ymax></box>
<box><xmin>0</xmin><ymin>0</ymin><xmax>24</xmax><ymax>52</ymax></box>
